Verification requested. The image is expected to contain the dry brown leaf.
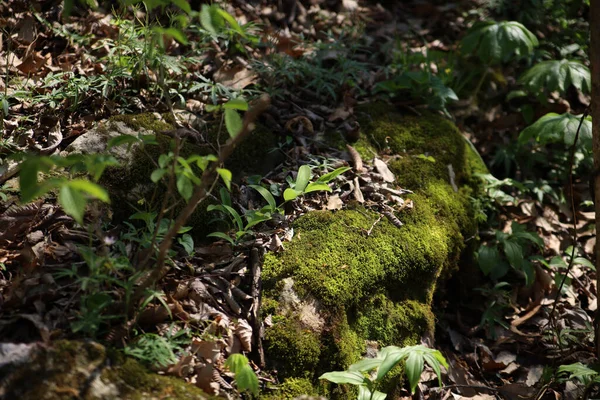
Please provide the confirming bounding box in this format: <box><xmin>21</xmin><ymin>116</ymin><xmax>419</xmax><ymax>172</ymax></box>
<box><xmin>327</xmin><ymin>195</ymin><xmax>344</xmax><ymax>210</ymax></box>
<box><xmin>285</xmin><ymin>116</ymin><xmax>314</xmax><ymax>134</ymax></box>
<box><xmin>213</xmin><ymin>64</ymin><xmax>257</xmax><ymax>90</ymax></box>
<box><xmin>235</xmin><ymin>319</ymin><xmax>253</xmax><ymax>352</ymax></box>
<box><xmin>328</xmin><ymin>106</ymin><xmax>352</xmax><ymax>122</ymax></box>
<box><xmin>346</xmin><ymin>144</ymin><xmax>363</xmax><ymax>172</ymax></box>
<box><xmin>374</xmin><ymin>158</ymin><xmax>394</xmax><ymax>182</ymax></box>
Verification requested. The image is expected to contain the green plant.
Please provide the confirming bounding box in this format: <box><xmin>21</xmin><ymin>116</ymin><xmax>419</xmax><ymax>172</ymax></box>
<box><xmin>477</xmin><ymin>221</ymin><xmax>543</xmax><ymax>285</ymax></box>
<box><xmin>125</xmin><ymin>325</ymin><xmax>191</xmax><ymax>368</ymax></box>
<box><xmin>475</xmin><ymin>282</ymin><xmax>512</xmax><ymax>338</ymax></box>
<box><xmin>320</xmin><ymin>345</ymin><xmax>448</xmax><ymax>399</ymax></box>
<box><xmin>283</xmin><ymin>165</ymin><xmax>351</xmax><ymax>201</ymax></box>
<box><xmin>224</xmin><ymin>353</ymin><xmax>259</xmax><ymax>396</ymax></box>
<box><xmin>460</xmin><ymin>20</ymin><xmax>538</xmax><ymax>98</ymax></box>
<box><xmin>519</xmin><ymin>112</ymin><xmax>592</xmax><ymax>151</ymax></box>
<box><xmin>519</xmin><ymin>59</ymin><xmax>591</xmax><ymax>98</ymax></box>
<box><xmin>557</xmin><ymin>363</ymin><xmax>600</xmax><ymax>394</ymax></box>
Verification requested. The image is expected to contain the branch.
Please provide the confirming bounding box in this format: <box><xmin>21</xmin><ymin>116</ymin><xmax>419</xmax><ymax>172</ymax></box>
<box><xmin>130</xmin><ymin>94</ymin><xmax>271</xmax><ymax>307</ymax></box>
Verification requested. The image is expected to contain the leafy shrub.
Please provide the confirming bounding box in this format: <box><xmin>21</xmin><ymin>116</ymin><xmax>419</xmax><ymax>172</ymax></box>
<box><xmin>519</xmin><ymin>59</ymin><xmax>591</xmax><ymax>96</ymax></box>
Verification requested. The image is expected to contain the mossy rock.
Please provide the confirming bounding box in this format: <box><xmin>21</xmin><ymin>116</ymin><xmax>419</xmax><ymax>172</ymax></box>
<box><xmin>0</xmin><ymin>340</ymin><xmax>215</xmax><ymax>400</ymax></box>
<box><xmin>261</xmin><ymin>103</ymin><xmax>486</xmax><ymax>399</ymax></box>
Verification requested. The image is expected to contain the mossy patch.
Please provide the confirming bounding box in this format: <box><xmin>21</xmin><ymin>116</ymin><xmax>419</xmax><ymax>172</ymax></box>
<box><xmin>262</xmin><ymin>103</ymin><xmax>486</xmax><ymax>398</ymax></box>
<box><xmin>262</xmin><ymin>378</ymin><xmax>318</xmax><ymax>400</ymax></box>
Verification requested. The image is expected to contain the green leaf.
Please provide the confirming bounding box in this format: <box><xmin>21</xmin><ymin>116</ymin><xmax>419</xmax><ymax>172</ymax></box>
<box><xmin>283</xmin><ymin>188</ymin><xmax>301</xmax><ymax>202</ymax></box>
<box><xmin>224</xmin><ymin>109</ymin><xmax>243</xmax><ymax>138</ymax></box>
<box><xmin>170</xmin><ymin>0</ymin><xmax>191</xmax><ymax>14</ymax></box>
<box><xmin>573</xmin><ymin>257</ymin><xmax>595</xmax><ymax>270</ymax></box>
<box><xmin>217</xmin><ymin>168</ymin><xmax>232</xmax><ymax>191</ymax></box>
<box><xmin>107</xmin><ymin>134</ymin><xmax>139</xmax><ymax>150</ymax></box>
<box><xmin>68</xmin><ymin>179</ymin><xmax>110</xmax><ymax>203</ymax></box>
<box><xmin>503</xmin><ymin>239</ymin><xmax>524</xmax><ymax>269</ymax></box>
<box><xmin>319</xmin><ymin>371</ymin><xmax>367</xmax><ymax>386</ymax></box>
<box><xmin>216</xmin><ymin>9</ymin><xmax>246</xmax><ymax>36</ymax></box>
<box><xmin>158</xmin><ymin>154</ymin><xmax>170</xmax><ymax>169</ymax></box>
<box><xmin>236</xmin><ymin>365</ymin><xmax>259</xmax><ymax>395</ymax></box>
<box><xmin>151</xmin><ymin>168</ymin><xmax>167</xmax><ymax>183</ymax></box>
<box><xmin>461</xmin><ymin>20</ymin><xmax>538</xmax><ymax>64</ymax></box>
<box><xmin>59</xmin><ymin>184</ymin><xmax>86</xmax><ymax>224</ymax></box>
<box><xmin>519</xmin><ymin>59</ymin><xmax>591</xmax><ymax>95</ymax></box>
<box><xmin>223</xmin><ymin>98</ymin><xmax>249</xmax><ymax>111</ymax></box>
<box><xmin>317</xmin><ymin>166</ymin><xmax>352</xmax><ymax>183</ymax></box>
<box><xmin>405</xmin><ymin>352</ymin><xmax>425</xmax><ymax>394</ymax></box>
<box><xmin>20</xmin><ymin>158</ymin><xmax>41</xmax><ymax>203</ymax></box>
<box><xmin>244</xmin><ymin>211</ymin><xmax>272</xmax><ymax>230</ymax></box>
<box><xmin>207</xmin><ymin>231</ymin><xmax>235</xmax><ymax>245</ymax></box>
<box><xmin>519</xmin><ymin>112</ymin><xmax>592</xmax><ymax>150</ymax></box>
<box><xmin>304</xmin><ymin>182</ymin><xmax>332</xmax><ymax>194</ymax></box>
<box><xmin>349</xmin><ymin>358</ymin><xmax>384</xmax><ymax>372</ymax></box>
<box><xmin>200</xmin><ymin>4</ymin><xmax>224</xmax><ymax>36</ymax></box>
<box><xmin>178</xmin><ymin>234</ymin><xmax>194</xmax><ymax>255</ymax></box>
<box><xmin>225</xmin><ymin>353</ymin><xmax>247</xmax><ymax>373</ymax></box>
<box><xmin>162</xmin><ymin>27</ymin><xmax>188</xmax><ymax>45</ymax></box>
<box><xmin>358</xmin><ymin>386</ymin><xmax>387</xmax><ymax>400</ymax></box>
<box><xmin>249</xmin><ymin>185</ymin><xmax>277</xmax><ymax>211</ymax></box>
<box><xmin>477</xmin><ymin>245</ymin><xmax>502</xmax><ymax>276</ymax></box>
<box><xmin>377</xmin><ymin>348</ymin><xmax>407</xmax><ymax>382</ymax></box>
<box><xmin>222</xmin><ymin>205</ymin><xmax>244</xmax><ymax>231</ymax></box>
<box><xmin>295</xmin><ymin>165</ymin><xmax>312</xmax><ymax>192</ymax></box>
<box><xmin>177</xmin><ymin>175</ymin><xmax>193</xmax><ymax>201</ymax></box>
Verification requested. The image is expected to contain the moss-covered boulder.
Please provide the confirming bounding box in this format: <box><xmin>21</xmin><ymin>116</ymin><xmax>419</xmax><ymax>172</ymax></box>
<box><xmin>0</xmin><ymin>340</ymin><xmax>215</xmax><ymax>400</ymax></box>
<box><xmin>261</xmin><ymin>104</ymin><xmax>486</xmax><ymax>398</ymax></box>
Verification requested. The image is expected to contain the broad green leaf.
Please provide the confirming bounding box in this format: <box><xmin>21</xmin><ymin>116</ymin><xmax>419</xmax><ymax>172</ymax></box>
<box><xmin>295</xmin><ymin>165</ymin><xmax>312</xmax><ymax>192</ymax></box>
<box><xmin>107</xmin><ymin>134</ymin><xmax>139</xmax><ymax>150</ymax></box>
<box><xmin>317</xmin><ymin>166</ymin><xmax>352</xmax><ymax>183</ymax></box>
<box><xmin>178</xmin><ymin>233</ymin><xmax>194</xmax><ymax>255</ymax></box>
<box><xmin>224</xmin><ymin>109</ymin><xmax>243</xmax><ymax>138</ymax></box>
<box><xmin>423</xmin><ymin>353</ymin><xmax>444</xmax><ymax>387</ymax></box>
<box><xmin>573</xmin><ymin>257</ymin><xmax>595</xmax><ymax>270</ymax></box>
<box><xmin>68</xmin><ymin>179</ymin><xmax>110</xmax><ymax>203</ymax></box>
<box><xmin>249</xmin><ymin>185</ymin><xmax>277</xmax><ymax>211</ymax></box>
<box><xmin>358</xmin><ymin>386</ymin><xmax>387</xmax><ymax>400</ymax></box>
<box><xmin>461</xmin><ymin>21</ymin><xmax>538</xmax><ymax>64</ymax></box>
<box><xmin>223</xmin><ymin>98</ymin><xmax>249</xmax><ymax>111</ymax></box>
<box><xmin>151</xmin><ymin>168</ymin><xmax>167</xmax><ymax>183</ymax></box>
<box><xmin>162</xmin><ymin>27</ymin><xmax>188</xmax><ymax>45</ymax></box>
<box><xmin>207</xmin><ymin>231</ymin><xmax>235</xmax><ymax>245</ymax></box>
<box><xmin>177</xmin><ymin>175</ymin><xmax>193</xmax><ymax>201</ymax></box>
<box><xmin>319</xmin><ymin>371</ymin><xmax>367</xmax><ymax>386</ymax></box>
<box><xmin>158</xmin><ymin>154</ymin><xmax>170</xmax><ymax>169</ymax></box>
<box><xmin>170</xmin><ymin>0</ymin><xmax>191</xmax><ymax>14</ymax></box>
<box><xmin>283</xmin><ymin>188</ymin><xmax>301</xmax><ymax>202</ymax></box>
<box><xmin>521</xmin><ymin>260</ymin><xmax>536</xmax><ymax>287</ymax></box>
<box><xmin>216</xmin><ymin>9</ymin><xmax>246</xmax><ymax>36</ymax></box>
<box><xmin>244</xmin><ymin>212</ymin><xmax>272</xmax><ymax>230</ymax></box>
<box><xmin>59</xmin><ymin>184</ymin><xmax>86</xmax><ymax>224</ymax></box>
<box><xmin>477</xmin><ymin>245</ymin><xmax>502</xmax><ymax>276</ymax></box>
<box><xmin>519</xmin><ymin>59</ymin><xmax>591</xmax><ymax>95</ymax></box>
<box><xmin>217</xmin><ymin>168</ymin><xmax>232</xmax><ymax>191</ymax></box>
<box><xmin>405</xmin><ymin>352</ymin><xmax>424</xmax><ymax>394</ymax></box>
<box><xmin>200</xmin><ymin>4</ymin><xmax>222</xmax><ymax>35</ymax></box>
<box><xmin>519</xmin><ymin>112</ymin><xmax>592</xmax><ymax>149</ymax></box>
<box><xmin>558</xmin><ymin>362</ymin><xmax>599</xmax><ymax>382</ymax></box>
<box><xmin>222</xmin><ymin>204</ymin><xmax>244</xmax><ymax>231</ymax></box>
<box><xmin>349</xmin><ymin>358</ymin><xmax>384</xmax><ymax>372</ymax></box>
<box><xmin>225</xmin><ymin>354</ymin><xmax>249</xmax><ymax>374</ymax></box>
<box><xmin>304</xmin><ymin>182</ymin><xmax>332</xmax><ymax>194</ymax></box>
<box><xmin>19</xmin><ymin>158</ymin><xmax>41</xmax><ymax>202</ymax></box>
<box><xmin>503</xmin><ymin>239</ymin><xmax>524</xmax><ymax>269</ymax></box>
<box><xmin>236</xmin><ymin>365</ymin><xmax>259</xmax><ymax>395</ymax></box>
<box><xmin>377</xmin><ymin>349</ymin><xmax>406</xmax><ymax>382</ymax></box>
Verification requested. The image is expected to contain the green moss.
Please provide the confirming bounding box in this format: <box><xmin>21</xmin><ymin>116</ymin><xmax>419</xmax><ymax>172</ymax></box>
<box><xmin>264</xmin><ymin>315</ymin><xmax>322</xmax><ymax>379</ymax></box>
<box><xmin>262</xmin><ymin>378</ymin><xmax>317</xmax><ymax>399</ymax></box>
<box><xmin>110</xmin><ymin>113</ymin><xmax>174</xmax><ymax>133</ymax></box>
<box><xmin>352</xmin><ymin>295</ymin><xmax>434</xmax><ymax>347</ymax></box>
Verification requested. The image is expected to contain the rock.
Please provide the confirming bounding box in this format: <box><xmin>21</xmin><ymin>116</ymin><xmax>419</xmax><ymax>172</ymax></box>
<box><xmin>261</xmin><ymin>104</ymin><xmax>487</xmax><ymax>398</ymax></box>
<box><xmin>0</xmin><ymin>340</ymin><xmax>214</xmax><ymax>400</ymax></box>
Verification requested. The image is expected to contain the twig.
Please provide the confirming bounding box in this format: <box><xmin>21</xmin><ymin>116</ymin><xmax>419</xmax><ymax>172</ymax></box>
<box><xmin>130</xmin><ymin>94</ymin><xmax>271</xmax><ymax>308</ymax></box>
<box><xmin>249</xmin><ymin>247</ymin><xmax>265</xmax><ymax>368</ymax></box>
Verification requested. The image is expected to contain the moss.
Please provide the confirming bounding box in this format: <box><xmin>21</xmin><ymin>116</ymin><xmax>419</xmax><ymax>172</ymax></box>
<box><xmin>264</xmin><ymin>315</ymin><xmax>322</xmax><ymax>379</ymax></box>
<box><xmin>351</xmin><ymin>295</ymin><xmax>434</xmax><ymax>347</ymax></box>
<box><xmin>109</xmin><ymin>113</ymin><xmax>174</xmax><ymax>133</ymax></box>
<box><xmin>262</xmin><ymin>103</ymin><xmax>486</xmax><ymax>398</ymax></box>
<box><xmin>262</xmin><ymin>378</ymin><xmax>317</xmax><ymax>400</ymax></box>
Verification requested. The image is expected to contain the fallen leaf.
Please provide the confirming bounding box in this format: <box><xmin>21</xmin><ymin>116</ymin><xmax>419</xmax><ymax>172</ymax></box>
<box><xmin>374</xmin><ymin>158</ymin><xmax>394</xmax><ymax>182</ymax></box>
<box><xmin>213</xmin><ymin>65</ymin><xmax>257</xmax><ymax>90</ymax></box>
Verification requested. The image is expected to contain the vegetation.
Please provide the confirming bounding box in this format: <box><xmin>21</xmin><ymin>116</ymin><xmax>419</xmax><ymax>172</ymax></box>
<box><xmin>0</xmin><ymin>0</ymin><xmax>597</xmax><ymax>399</ymax></box>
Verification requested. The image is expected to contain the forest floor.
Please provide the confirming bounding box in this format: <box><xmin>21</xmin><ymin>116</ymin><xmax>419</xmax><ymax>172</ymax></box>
<box><xmin>0</xmin><ymin>0</ymin><xmax>596</xmax><ymax>399</ymax></box>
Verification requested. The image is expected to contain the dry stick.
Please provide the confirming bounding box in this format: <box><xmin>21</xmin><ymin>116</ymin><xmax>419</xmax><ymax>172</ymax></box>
<box><xmin>546</xmin><ymin>108</ymin><xmax>589</xmax><ymax>330</ymax></box>
<box><xmin>130</xmin><ymin>94</ymin><xmax>271</xmax><ymax>307</ymax></box>
<box><xmin>249</xmin><ymin>247</ymin><xmax>265</xmax><ymax>368</ymax></box>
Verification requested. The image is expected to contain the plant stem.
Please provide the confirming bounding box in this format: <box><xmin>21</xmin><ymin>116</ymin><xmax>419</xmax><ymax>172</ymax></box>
<box><xmin>471</xmin><ymin>62</ymin><xmax>491</xmax><ymax>102</ymax></box>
